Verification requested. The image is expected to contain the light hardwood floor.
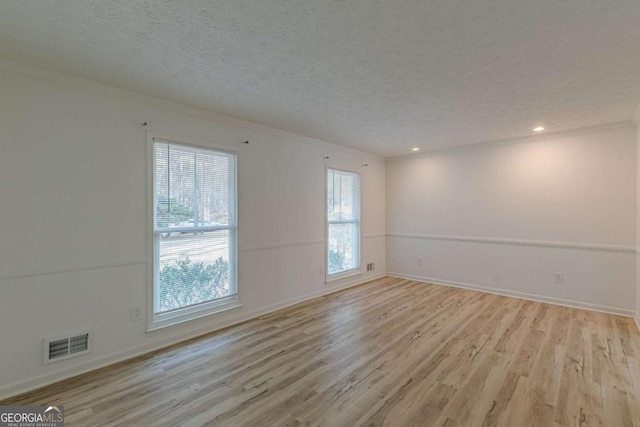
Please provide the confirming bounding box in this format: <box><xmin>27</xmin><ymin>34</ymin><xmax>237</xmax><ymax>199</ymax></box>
<box><xmin>3</xmin><ymin>277</ymin><xmax>640</xmax><ymax>426</ymax></box>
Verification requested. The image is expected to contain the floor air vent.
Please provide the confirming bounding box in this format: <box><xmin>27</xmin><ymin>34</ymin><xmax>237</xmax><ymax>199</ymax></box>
<box><xmin>44</xmin><ymin>330</ymin><xmax>92</xmax><ymax>364</ymax></box>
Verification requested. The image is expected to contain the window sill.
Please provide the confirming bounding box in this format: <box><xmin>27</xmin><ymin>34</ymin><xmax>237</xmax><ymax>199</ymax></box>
<box><xmin>146</xmin><ymin>299</ymin><xmax>243</xmax><ymax>332</ymax></box>
<box><xmin>326</xmin><ymin>268</ymin><xmax>362</xmax><ymax>284</ymax></box>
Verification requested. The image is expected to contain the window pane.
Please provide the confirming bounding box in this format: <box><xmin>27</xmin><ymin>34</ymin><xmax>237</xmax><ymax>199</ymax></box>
<box><xmin>155</xmin><ymin>144</ymin><xmax>232</xmax><ymax>229</ymax></box>
<box><xmin>327</xmin><ymin>170</ymin><xmax>358</xmax><ymax>221</ymax></box>
<box><xmin>196</xmin><ymin>150</ymin><xmax>231</xmax><ymax>227</ymax></box>
<box><xmin>156</xmin><ymin>230</ymin><xmax>231</xmax><ymax>314</ymax></box>
<box><xmin>328</xmin><ymin>223</ymin><xmax>358</xmax><ymax>275</ymax></box>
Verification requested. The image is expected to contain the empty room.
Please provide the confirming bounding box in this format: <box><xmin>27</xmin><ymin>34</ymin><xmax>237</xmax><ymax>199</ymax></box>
<box><xmin>1</xmin><ymin>1</ymin><xmax>640</xmax><ymax>426</ymax></box>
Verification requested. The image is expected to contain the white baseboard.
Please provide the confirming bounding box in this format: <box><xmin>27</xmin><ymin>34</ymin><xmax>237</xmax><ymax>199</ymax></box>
<box><xmin>634</xmin><ymin>313</ymin><xmax>640</xmax><ymax>333</ymax></box>
<box><xmin>0</xmin><ymin>273</ymin><xmax>385</xmax><ymax>401</ymax></box>
<box><xmin>387</xmin><ymin>272</ymin><xmax>635</xmax><ymax>318</ymax></box>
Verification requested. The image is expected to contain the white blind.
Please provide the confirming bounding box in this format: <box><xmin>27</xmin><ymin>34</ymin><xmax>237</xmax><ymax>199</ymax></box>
<box><xmin>154</xmin><ymin>143</ymin><xmax>234</xmax><ymax>230</ymax></box>
<box><xmin>153</xmin><ymin>141</ymin><xmax>236</xmax><ymax>315</ymax></box>
<box><xmin>328</xmin><ymin>169</ymin><xmax>359</xmax><ymax>222</ymax></box>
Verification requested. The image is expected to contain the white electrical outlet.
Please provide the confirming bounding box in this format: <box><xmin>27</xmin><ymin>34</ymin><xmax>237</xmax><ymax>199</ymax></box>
<box><xmin>554</xmin><ymin>272</ymin><xmax>564</xmax><ymax>284</ymax></box>
<box><xmin>130</xmin><ymin>306</ymin><xmax>143</xmax><ymax>321</ymax></box>
<box><xmin>416</xmin><ymin>257</ymin><xmax>423</xmax><ymax>266</ymax></box>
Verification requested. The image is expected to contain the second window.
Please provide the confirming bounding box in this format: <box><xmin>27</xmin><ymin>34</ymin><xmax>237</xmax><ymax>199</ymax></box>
<box><xmin>327</xmin><ymin>168</ymin><xmax>361</xmax><ymax>278</ymax></box>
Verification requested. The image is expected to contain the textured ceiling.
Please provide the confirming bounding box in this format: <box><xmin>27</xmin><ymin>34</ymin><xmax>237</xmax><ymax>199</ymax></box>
<box><xmin>1</xmin><ymin>1</ymin><xmax>639</xmax><ymax>156</ymax></box>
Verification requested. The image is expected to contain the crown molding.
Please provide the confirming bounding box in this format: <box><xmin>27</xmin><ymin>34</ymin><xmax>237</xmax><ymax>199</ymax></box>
<box><xmin>0</xmin><ymin>57</ymin><xmax>382</xmax><ymax>160</ymax></box>
<box><xmin>1</xmin><ymin>56</ymin><xmax>635</xmax><ymax>161</ymax></box>
<box><xmin>387</xmin><ymin>121</ymin><xmax>635</xmax><ymax>161</ymax></box>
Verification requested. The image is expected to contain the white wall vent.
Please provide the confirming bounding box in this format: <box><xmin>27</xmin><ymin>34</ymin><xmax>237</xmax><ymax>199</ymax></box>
<box><xmin>43</xmin><ymin>330</ymin><xmax>93</xmax><ymax>364</ymax></box>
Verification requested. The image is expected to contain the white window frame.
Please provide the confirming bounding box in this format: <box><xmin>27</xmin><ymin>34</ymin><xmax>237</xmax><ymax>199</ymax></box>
<box><xmin>146</xmin><ymin>133</ymin><xmax>240</xmax><ymax>331</ymax></box>
<box><xmin>326</xmin><ymin>167</ymin><xmax>362</xmax><ymax>283</ymax></box>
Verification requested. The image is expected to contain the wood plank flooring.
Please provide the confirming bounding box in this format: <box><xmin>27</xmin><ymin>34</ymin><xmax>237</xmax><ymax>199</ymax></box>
<box><xmin>3</xmin><ymin>277</ymin><xmax>640</xmax><ymax>426</ymax></box>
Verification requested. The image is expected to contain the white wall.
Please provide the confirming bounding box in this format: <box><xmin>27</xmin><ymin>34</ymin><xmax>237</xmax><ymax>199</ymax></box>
<box><xmin>387</xmin><ymin>124</ymin><xmax>637</xmax><ymax>314</ymax></box>
<box><xmin>0</xmin><ymin>62</ymin><xmax>385</xmax><ymax>398</ymax></box>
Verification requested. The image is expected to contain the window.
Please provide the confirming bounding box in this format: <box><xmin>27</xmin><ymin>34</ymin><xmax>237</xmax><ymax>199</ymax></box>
<box><xmin>151</xmin><ymin>139</ymin><xmax>237</xmax><ymax>326</ymax></box>
<box><xmin>327</xmin><ymin>168</ymin><xmax>361</xmax><ymax>278</ymax></box>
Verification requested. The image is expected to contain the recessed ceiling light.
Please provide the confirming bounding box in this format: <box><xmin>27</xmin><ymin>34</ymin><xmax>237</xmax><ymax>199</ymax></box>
<box><xmin>533</xmin><ymin>126</ymin><xmax>545</xmax><ymax>132</ymax></box>
<box><xmin>411</xmin><ymin>147</ymin><xmax>420</xmax><ymax>151</ymax></box>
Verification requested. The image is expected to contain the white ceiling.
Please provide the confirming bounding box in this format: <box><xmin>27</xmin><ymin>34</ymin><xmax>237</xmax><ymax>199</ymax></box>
<box><xmin>1</xmin><ymin>1</ymin><xmax>639</xmax><ymax>157</ymax></box>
